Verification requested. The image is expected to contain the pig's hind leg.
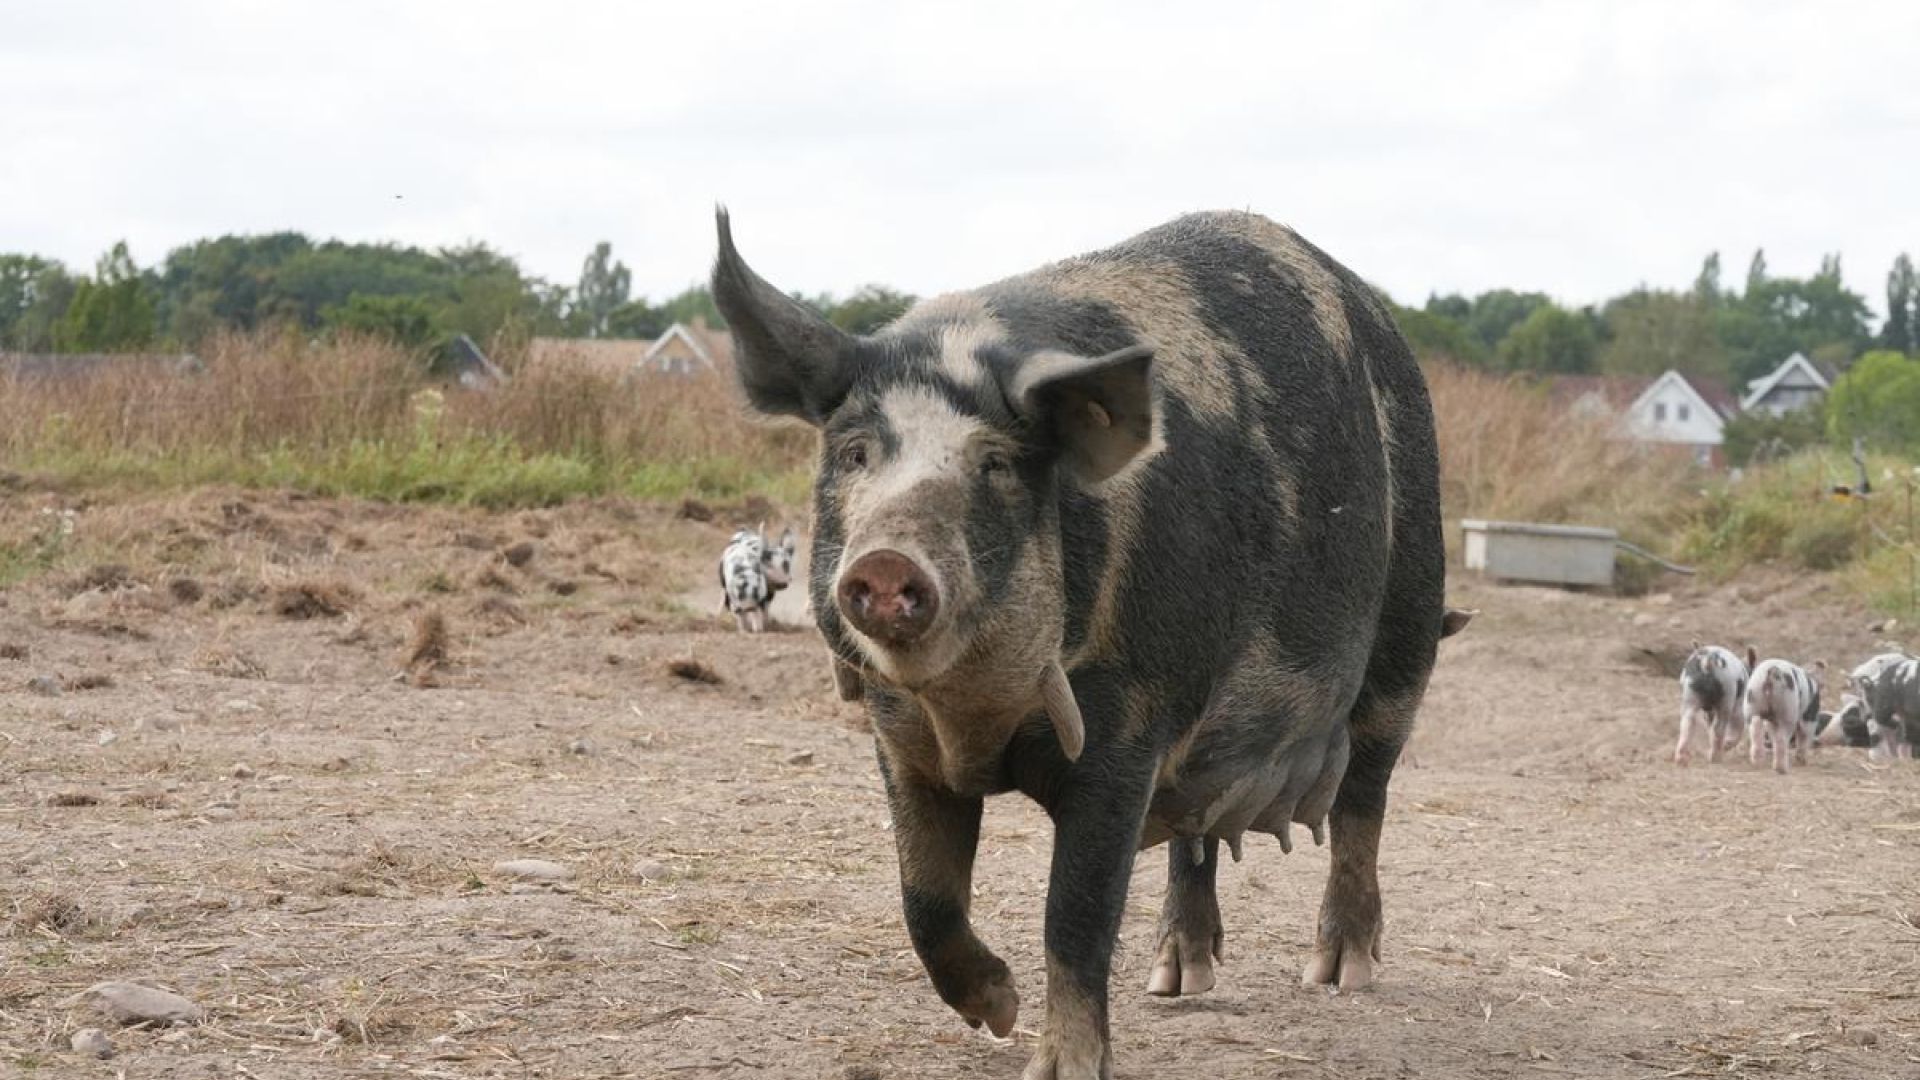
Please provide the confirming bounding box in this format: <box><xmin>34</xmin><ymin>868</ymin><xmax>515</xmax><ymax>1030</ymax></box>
<box><xmin>1147</xmin><ymin>837</ymin><xmax>1221</xmax><ymax>997</ymax></box>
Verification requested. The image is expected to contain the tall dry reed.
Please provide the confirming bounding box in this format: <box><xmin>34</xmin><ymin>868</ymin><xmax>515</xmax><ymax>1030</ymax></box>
<box><xmin>1425</xmin><ymin>362</ymin><xmax>1702</xmax><ymax>544</ymax></box>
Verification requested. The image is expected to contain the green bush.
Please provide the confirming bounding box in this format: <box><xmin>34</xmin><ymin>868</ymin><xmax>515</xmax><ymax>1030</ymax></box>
<box><xmin>1783</xmin><ymin>511</ymin><xmax>1861</xmax><ymax>570</ymax></box>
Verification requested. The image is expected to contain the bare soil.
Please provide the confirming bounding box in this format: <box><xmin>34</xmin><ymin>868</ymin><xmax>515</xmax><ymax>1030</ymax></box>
<box><xmin>3</xmin><ymin>491</ymin><xmax>1917</xmax><ymax>1079</ymax></box>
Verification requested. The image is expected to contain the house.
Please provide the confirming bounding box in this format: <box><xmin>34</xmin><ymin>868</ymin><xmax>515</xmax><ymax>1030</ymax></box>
<box><xmin>443</xmin><ymin>334</ymin><xmax>508</xmax><ymax>389</ymax></box>
<box><xmin>1740</xmin><ymin>352</ymin><xmax>1832</xmax><ymax>416</ymax></box>
<box><xmin>528</xmin><ymin>316</ymin><xmax>734</xmax><ymax>381</ymax></box>
<box><xmin>1618</xmin><ymin>370</ymin><xmax>1740</xmax><ymax>467</ymax></box>
<box><xmin>1546</xmin><ymin>370</ymin><xmax>1739</xmax><ymax>467</ymax></box>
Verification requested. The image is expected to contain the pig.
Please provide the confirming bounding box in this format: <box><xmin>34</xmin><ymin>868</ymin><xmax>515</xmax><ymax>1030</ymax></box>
<box><xmin>1811</xmin><ymin>694</ymin><xmax>1872</xmax><ymax>749</ymax></box>
<box><xmin>712</xmin><ymin>207</ymin><xmax>1466</xmax><ymax>1079</ymax></box>
<box><xmin>1743</xmin><ymin>649</ymin><xmax>1824</xmax><ymax>774</ymax></box>
<box><xmin>1852</xmin><ymin>654</ymin><xmax>1920</xmax><ymax>760</ymax></box>
<box><xmin>719</xmin><ymin>528</ymin><xmax>774</xmax><ymax>633</ymax></box>
<box><xmin>1848</xmin><ymin>653</ymin><xmax>1918</xmax><ymax>760</ymax></box>
<box><xmin>1673</xmin><ymin>642</ymin><xmax>1748</xmax><ymax>765</ymax></box>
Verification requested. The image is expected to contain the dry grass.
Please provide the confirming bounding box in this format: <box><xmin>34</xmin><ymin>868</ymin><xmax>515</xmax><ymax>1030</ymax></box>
<box><xmin>403</xmin><ymin>609</ymin><xmax>451</xmax><ymax>685</ymax></box>
<box><xmin>1426</xmin><ymin>363</ymin><xmax>1702</xmax><ymax>549</ymax></box>
<box><xmin>272</xmin><ymin>579</ymin><xmax>358</xmax><ymax>620</ymax></box>
<box><xmin>0</xmin><ymin>330</ymin><xmax>817</xmax><ymax>507</ymax></box>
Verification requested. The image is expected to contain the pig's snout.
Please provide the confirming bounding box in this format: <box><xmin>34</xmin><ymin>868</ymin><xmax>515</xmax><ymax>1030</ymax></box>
<box><xmin>837</xmin><ymin>549</ymin><xmax>939</xmax><ymax>646</ymax></box>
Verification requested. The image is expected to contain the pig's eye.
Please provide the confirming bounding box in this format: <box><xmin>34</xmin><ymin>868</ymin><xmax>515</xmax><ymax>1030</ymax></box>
<box><xmin>980</xmin><ymin>451</ymin><xmax>1011</xmax><ymax>477</ymax></box>
<box><xmin>840</xmin><ymin>440</ymin><xmax>870</xmax><ymax>470</ymax></box>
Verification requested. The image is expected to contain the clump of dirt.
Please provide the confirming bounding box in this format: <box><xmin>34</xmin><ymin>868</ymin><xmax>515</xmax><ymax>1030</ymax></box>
<box><xmin>502</xmin><ymin>541</ymin><xmax>537</xmax><ymax>568</ymax></box>
<box><xmin>472</xmin><ymin>595</ymin><xmax>526</xmax><ymax>627</ymax></box>
<box><xmin>471</xmin><ymin>564</ymin><xmax>519</xmax><ymax>593</ymax></box>
<box><xmin>67</xmin><ymin>564</ymin><xmax>138</xmax><ymax>596</ymax></box>
<box><xmin>331</xmin><ymin>1003</ymin><xmax>417</xmax><ymax>1045</ymax></box>
<box><xmin>666</xmin><ymin>657</ymin><xmax>723</xmax><ymax>685</ymax></box>
<box><xmin>0</xmin><ymin>643</ymin><xmax>27</xmax><ymax>661</ymax></box>
<box><xmin>66</xmin><ymin>673</ymin><xmax>115</xmax><ymax>691</ymax></box>
<box><xmin>192</xmin><ymin>644</ymin><xmax>267</xmax><ymax>679</ymax></box>
<box><xmin>273</xmin><ymin>579</ymin><xmax>358</xmax><ymax>619</ymax></box>
<box><xmin>168</xmin><ymin>577</ymin><xmax>206</xmax><ymax>604</ymax></box>
<box><xmin>210</xmin><ymin>579</ymin><xmax>261</xmax><ymax>610</ymax></box>
<box><xmin>677</xmin><ymin>498</ymin><xmax>715</xmax><ymax>523</ymax></box>
<box><xmin>8</xmin><ymin>893</ymin><xmax>100</xmax><ymax>937</ymax></box>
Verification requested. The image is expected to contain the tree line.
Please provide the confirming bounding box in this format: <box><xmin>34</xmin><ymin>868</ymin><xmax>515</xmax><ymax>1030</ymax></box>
<box><xmin>0</xmin><ymin>234</ymin><xmax>915</xmax><ymax>358</ymax></box>
<box><xmin>1390</xmin><ymin>249</ymin><xmax>1916</xmax><ymax>389</ymax></box>
<box><xmin>7</xmin><ymin>232</ymin><xmax>1920</xmax><ymax>455</ymax></box>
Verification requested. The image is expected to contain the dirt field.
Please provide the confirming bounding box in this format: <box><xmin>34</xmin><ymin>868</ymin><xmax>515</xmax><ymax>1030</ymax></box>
<box><xmin>3</xmin><ymin>490</ymin><xmax>1918</xmax><ymax>1079</ymax></box>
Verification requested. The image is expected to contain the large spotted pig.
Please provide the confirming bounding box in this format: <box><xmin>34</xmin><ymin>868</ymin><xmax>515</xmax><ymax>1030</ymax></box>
<box><xmin>712</xmin><ymin>209</ymin><xmax>1467</xmax><ymax>1079</ymax></box>
<box><xmin>1674</xmin><ymin>642</ymin><xmax>1747</xmax><ymax>765</ymax></box>
<box><xmin>1744</xmin><ymin>650</ymin><xmax>1824</xmax><ymax>774</ymax></box>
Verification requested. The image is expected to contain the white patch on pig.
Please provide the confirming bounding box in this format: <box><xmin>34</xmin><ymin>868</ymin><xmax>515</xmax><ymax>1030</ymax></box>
<box><xmin>935</xmin><ymin>321</ymin><xmax>1001</xmax><ymax>388</ymax></box>
<box><xmin>863</xmin><ymin>386</ymin><xmax>984</xmax><ymax>506</ymax></box>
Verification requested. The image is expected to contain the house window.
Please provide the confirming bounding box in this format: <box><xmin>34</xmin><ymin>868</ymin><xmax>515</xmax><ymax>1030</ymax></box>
<box><xmin>1654</xmin><ymin>403</ymin><xmax>1666</xmax><ymax>422</ymax></box>
<box><xmin>1678</xmin><ymin>404</ymin><xmax>1690</xmax><ymax>422</ymax></box>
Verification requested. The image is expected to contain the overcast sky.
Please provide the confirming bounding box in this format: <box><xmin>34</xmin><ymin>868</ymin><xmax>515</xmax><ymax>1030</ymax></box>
<box><xmin>3</xmin><ymin>1</ymin><xmax>1915</xmax><ymax>317</ymax></box>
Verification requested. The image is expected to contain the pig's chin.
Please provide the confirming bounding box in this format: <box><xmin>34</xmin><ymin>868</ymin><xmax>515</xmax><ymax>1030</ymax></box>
<box><xmin>852</xmin><ymin>626</ymin><xmax>969</xmax><ymax>693</ymax></box>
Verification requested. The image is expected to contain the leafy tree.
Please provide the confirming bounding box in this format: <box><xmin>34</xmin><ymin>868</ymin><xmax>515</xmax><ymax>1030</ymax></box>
<box><xmin>1716</xmin><ymin>248</ymin><xmax>1873</xmax><ymax>386</ymax></box>
<box><xmin>574</xmin><ymin>242</ymin><xmax>631</xmax><ymax>338</ymax></box>
<box><xmin>824</xmin><ymin>285</ymin><xmax>915</xmax><ymax>334</ymax></box>
<box><xmin>1746</xmin><ymin>249</ymin><xmax>1768</xmax><ymax>296</ymax></box>
<box><xmin>1884</xmin><ymin>253</ymin><xmax>1916</xmax><ymax>355</ymax></box>
<box><xmin>1693</xmin><ymin>252</ymin><xmax>1723</xmax><ymax>304</ymax></box>
<box><xmin>1427</xmin><ymin>289</ymin><xmax>1551</xmax><ymax>354</ymax></box>
<box><xmin>1826</xmin><ymin>350</ymin><xmax>1920</xmax><ymax>452</ymax></box>
<box><xmin>1495</xmin><ymin>304</ymin><xmax>1598</xmax><ymax>374</ymax></box>
<box><xmin>605</xmin><ymin>299</ymin><xmax>665</xmax><ymax>339</ymax></box>
<box><xmin>53</xmin><ymin>242</ymin><xmax>156</xmax><ymax>352</ymax></box>
<box><xmin>1721</xmin><ymin>406</ymin><xmax>1825</xmax><ymax>466</ymax></box>
<box><xmin>1392</xmin><ymin>304</ymin><xmax>1486</xmax><ymax>366</ymax></box>
<box><xmin>1596</xmin><ymin>288</ymin><xmax>1726</xmax><ymax>379</ymax></box>
<box><xmin>0</xmin><ymin>255</ymin><xmax>78</xmax><ymax>351</ymax></box>
<box><xmin>654</xmin><ymin>285</ymin><xmax>724</xmax><ymax>329</ymax></box>
<box><xmin>323</xmin><ymin>293</ymin><xmax>442</xmax><ymax>352</ymax></box>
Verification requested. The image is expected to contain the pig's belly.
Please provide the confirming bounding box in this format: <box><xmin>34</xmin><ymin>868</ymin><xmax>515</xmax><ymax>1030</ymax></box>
<box><xmin>1139</xmin><ymin>720</ymin><xmax>1351</xmax><ymax>859</ymax></box>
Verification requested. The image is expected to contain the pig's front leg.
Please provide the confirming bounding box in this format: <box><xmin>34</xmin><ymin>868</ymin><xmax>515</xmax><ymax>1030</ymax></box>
<box><xmin>876</xmin><ymin>749</ymin><xmax>1018</xmax><ymax>1037</ymax></box>
<box><xmin>1022</xmin><ymin>758</ymin><xmax>1155</xmax><ymax>1080</ymax></box>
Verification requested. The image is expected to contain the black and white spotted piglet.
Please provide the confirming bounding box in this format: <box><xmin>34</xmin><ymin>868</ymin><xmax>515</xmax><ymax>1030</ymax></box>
<box><xmin>1743</xmin><ymin>649</ymin><xmax>1825</xmax><ymax>775</ymax></box>
<box><xmin>1675</xmin><ymin>642</ymin><xmax>1747</xmax><ymax>766</ymax></box>
<box><xmin>719</xmin><ymin>529</ymin><xmax>773</xmax><ymax>633</ymax></box>
<box><xmin>1851</xmin><ymin>653</ymin><xmax>1920</xmax><ymax>760</ymax></box>
<box><xmin>718</xmin><ymin>526</ymin><xmax>798</xmax><ymax>633</ymax></box>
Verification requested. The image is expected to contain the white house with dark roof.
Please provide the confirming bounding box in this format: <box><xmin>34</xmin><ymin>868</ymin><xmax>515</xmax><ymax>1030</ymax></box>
<box><xmin>1741</xmin><ymin>352</ymin><xmax>1831</xmax><ymax>416</ymax></box>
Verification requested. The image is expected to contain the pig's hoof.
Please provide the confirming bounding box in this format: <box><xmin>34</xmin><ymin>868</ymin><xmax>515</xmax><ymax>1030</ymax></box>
<box><xmin>1020</xmin><ymin>1030</ymin><xmax>1112</xmax><ymax>1080</ymax></box>
<box><xmin>1302</xmin><ymin>931</ymin><xmax>1379</xmax><ymax>994</ymax></box>
<box><xmin>1146</xmin><ymin>926</ymin><xmax>1219</xmax><ymax>996</ymax></box>
<box><xmin>951</xmin><ymin>967</ymin><xmax>1019</xmax><ymax>1039</ymax></box>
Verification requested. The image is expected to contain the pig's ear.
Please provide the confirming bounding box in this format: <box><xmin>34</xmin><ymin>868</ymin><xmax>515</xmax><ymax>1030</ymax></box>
<box><xmin>710</xmin><ymin>208</ymin><xmax>854</xmax><ymax>424</ymax></box>
<box><xmin>1010</xmin><ymin>343</ymin><xmax>1156</xmax><ymax>485</ymax></box>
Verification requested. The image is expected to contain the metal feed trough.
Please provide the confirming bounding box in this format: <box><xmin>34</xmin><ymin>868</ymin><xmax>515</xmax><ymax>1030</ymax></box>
<box><xmin>1461</xmin><ymin>519</ymin><xmax>1622</xmax><ymax>587</ymax></box>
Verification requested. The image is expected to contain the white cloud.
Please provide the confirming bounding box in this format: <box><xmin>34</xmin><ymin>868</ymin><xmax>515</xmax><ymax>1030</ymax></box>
<box><xmin>2</xmin><ymin>0</ymin><xmax>1915</xmax><ymax>315</ymax></box>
